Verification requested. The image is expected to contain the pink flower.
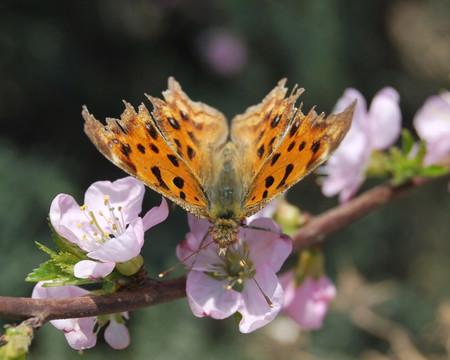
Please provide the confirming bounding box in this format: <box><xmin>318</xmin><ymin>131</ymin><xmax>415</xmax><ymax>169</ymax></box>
<box><xmin>177</xmin><ymin>214</ymin><xmax>292</xmax><ymax>333</ymax></box>
<box><xmin>32</xmin><ymin>281</ymin><xmax>130</xmax><ymax>350</ymax></box>
<box><xmin>320</xmin><ymin>87</ymin><xmax>402</xmax><ymax>202</ymax></box>
<box><xmin>279</xmin><ymin>271</ymin><xmax>336</xmax><ymax>330</ymax></box>
<box><xmin>413</xmin><ymin>91</ymin><xmax>450</xmax><ymax>165</ymax></box>
<box><xmin>103</xmin><ymin>313</ymin><xmax>130</xmax><ymax>350</ymax></box>
<box><xmin>32</xmin><ymin>281</ymin><xmax>96</xmax><ymax>350</ymax></box>
<box><xmin>196</xmin><ymin>28</ymin><xmax>248</xmax><ymax>75</ymax></box>
<box><xmin>49</xmin><ymin>177</ymin><xmax>168</xmax><ymax>280</ymax></box>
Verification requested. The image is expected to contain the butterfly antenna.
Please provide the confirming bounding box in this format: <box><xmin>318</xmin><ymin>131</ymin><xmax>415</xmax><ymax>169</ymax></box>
<box><xmin>242</xmin><ymin>223</ymin><xmax>287</xmax><ymax>238</ymax></box>
<box><xmin>229</xmin><ymin>245</ymin><xmax>274</xmax><ymax>308</ymax></box>
<box><xmin>158</xmin><ymin>230</ymin><xmax>214</xmax><ymax>278</ymax></box>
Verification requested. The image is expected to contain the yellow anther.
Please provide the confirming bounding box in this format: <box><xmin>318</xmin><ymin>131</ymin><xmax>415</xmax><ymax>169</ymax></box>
<box><xmin>237</xmin><ymin>278</ymin><xmax>243</xmax><ymax>284</ymax></box>
<box><xmin>112</xmin><ymin>224</ymin><xmax>117</xmax><ymax>230</ymax></box>
<box><xmin>227</xmin><ymin>276</ymin><xmax>233</xmax><ymax>281</ymax></box>
<box><xmin>80</xmin><ymin>204</ymin><xmax>88</xmax><ymax>211</ymax></box>
<box><xmin>226</xmin><ymin>285</ymin><xmax>232</xmax><ymax>290</ymax></box>
<box><xmin>94</xmin><ymin>237</ymin><xmax>100</xmax><ymax>243</ymax></box>
<box><xmin>118</xmin><ymin>206</ymin><xmax>122</xmax><ymax>211</ymax></box>
<box><xmin>77</xmin><ymin>223</ymin><xmax>82</xmax><ymax>228</ymax></box>
<box><xmin>103</xmin><ymin>195</ymin><xmax>110</xmax><ymax>205</ymax></box>
<box><xmin>98</xmin><ymin>210</ymin><xmax>103</xmax><ymax>216</ymax></box>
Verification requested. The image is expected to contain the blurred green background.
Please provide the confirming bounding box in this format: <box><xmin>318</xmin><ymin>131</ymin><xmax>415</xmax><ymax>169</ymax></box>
<box><xmin>1</xmin><ymin>1</ymin><xmax>449</xmax><ymax>359</ymax></box>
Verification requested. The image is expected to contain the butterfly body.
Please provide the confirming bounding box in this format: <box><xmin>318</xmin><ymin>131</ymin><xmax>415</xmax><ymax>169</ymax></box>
<box><xmin>83</xmin><ymin>78</ymin><xmax>355</xmax><ymax>255</ymax></box>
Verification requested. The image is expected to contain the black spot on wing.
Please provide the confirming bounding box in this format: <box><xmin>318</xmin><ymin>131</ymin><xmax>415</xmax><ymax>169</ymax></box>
<box><xmin>262</xmin><ymin>190</ymin><xmax>268</xmax><ymax>199</ymax></box>
<box><xmin>276</xmin><ymin>164</ymin><xmax>294</xmax><ymax>189</ymax></box>
<box><xmin>151</xmin><ymin>166</ymin><xmax>169</xmax><ymax>190</ymax></box>
<box><xmin>137</xmin><ymin>144</ymin><xmax>146</xmax><ymax>154</ymax></box>
<box><xmin>146</xmin><ymin>122</ymin><xmax>158</xmax><ymax>140</ymax></box>
<box><xmin>268</xmin><ymin>136</ymin><xmax>276</xmax><ymax>154</ymax></box>
<box><xmin>270</xmin><ymin>115</ymin><xmax>281</xmax><ymax>128</ymax></box>
<box><xmin>257</xmin><ymin>144</ymin><xmax>265</xmax><ymax>159</ymax></box>
<box><xmin>271</xmin><ymin>153</ymin><xmax>281</xmax><ymax>166</ymax></box>
<box><xmin>121</xmin><ymin>143</ymin><xmax>132</xmax><ymax>159</ymax></box>
<box><xmin>289</xmin><ymin>119</ymin><xmax>301</xmax><ymax>137</ymax></box>
<box><xmin>168</xmin><ymin>117</ymin><xmax>180</xmax><ymax>130</ymax></box>
<box><xmin>311</xmin><ymin>140</ymin><xmax>321</xmax><ymax>154</ymax></box>
<box><xmin>287</xmin><ymin>141</ymin><xmax>295</xmax><ymax>152</ymax></box>
<box><xmin>167</xmin><ymin>154</ymin><xmax>179</xmax><ymax>167</ymax></box>
<box><xmin>180</xmin><ymin>191</ymin><xmax>186</xmax><ymax>200</ymax></box>
<box><xmin>149</xmin><ymin>144</ymin><xmax>159</xmax><ymax>153</ymax></box>
<box><xmin>180</xmin><ymin>111</ymin><xmax>190</xmax><ymax>121</ymax></box>
<box><xmin>174</xmin><ymin>138</ymin><xmax>181</xmax><ymax>149</ymax></box>
<box><xmin>173</xmin><ymin>177</ymin><xmax>184</xmax><ymax>189</ymax></box>
<box><xmin>299</xmin><ymin>141</ymin><xmax>306</xmax><ymax>151</ymax></box>
<box><xmin>187</xmin><ymin>145</ymin><xmax>195</xmax><ymax>160</ymax></box>
<box><xmin>265</xmin><ymin>176</ymin><xmax>274</xmax><ymax>188</ymax></box>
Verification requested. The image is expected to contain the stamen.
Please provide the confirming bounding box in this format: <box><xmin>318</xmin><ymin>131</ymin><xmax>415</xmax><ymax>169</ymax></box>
<box><xmin>103</xmin><ymin>195</ymin><xmax>110</xmax><ymax>205</ymax></box>
<box><xmin>80</xmin><ymin>204</ymin><xmax>88</xmax><ymax>211</ymax></box>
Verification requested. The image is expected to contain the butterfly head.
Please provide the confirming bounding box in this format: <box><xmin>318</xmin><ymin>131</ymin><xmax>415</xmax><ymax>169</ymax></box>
<box><xmin>212</xmin><ymin>218</ymin><xmax>240</xmax><ymax>256</ymax></box>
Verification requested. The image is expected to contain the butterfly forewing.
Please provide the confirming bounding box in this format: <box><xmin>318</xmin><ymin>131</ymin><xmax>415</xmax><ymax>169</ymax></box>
<box><xmin>239</xmin><ymin>99</ymin><xmax>356</xmax><ymax>217</ymax></box>
<box><xmin>83</xmin><ymin>101</ymin><xmax>210</xmax><ymax>218</ymax></box>
<box><xmin>146</xmin><ymin>77</ymin><xmax>229</xmax><ymax>181</ymax></box>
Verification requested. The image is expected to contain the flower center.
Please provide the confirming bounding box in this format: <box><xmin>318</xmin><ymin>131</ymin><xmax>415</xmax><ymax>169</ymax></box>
<box><xmin>206</xmin><ymin>243</ymin><xmax>255</xmax><ymax>293</ymax></box>
<box><xmin>79</xmin><ymin>195</ymin><xmax>126</xmax><ymax>244</ymax></box>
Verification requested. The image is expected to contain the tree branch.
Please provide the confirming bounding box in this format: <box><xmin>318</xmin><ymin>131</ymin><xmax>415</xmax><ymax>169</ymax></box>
<box><xmin>0</xmin><ymin>163</ymin><xmax>448</xmax><ymax>324</ymax></box>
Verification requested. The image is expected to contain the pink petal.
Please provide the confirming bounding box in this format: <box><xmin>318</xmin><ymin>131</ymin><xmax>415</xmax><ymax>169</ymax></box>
<box><xmin>63</xmin><ymin>317</ymin><xmax>97</xmax><ymax>350</ymax></box>
<box><xmin>104</xmin><ymin>319</ymin><xmax>130</xmax><ymax>350</ymax></box>
<box><xmin>282</xmin><ymin>275</ymin><xmax>336</xmax><ymax>330</ymax></box>
<box><xmin>186</xmin><ymin>271</ymin><xmax>239</xmax><ymax>319</ymax></box>
<box><xmin>32</xmin><ymin>281</ymin><xmax>90</xmax><ymax>299</ymax></box>
<box><xmin>87</xmin><ymin>218</ymin><xmax>144</xmax><ymax>262</ymax></box>
<box><xmin>244</xmin><ymin>218</ymin><xmax>292</xmax><ymax>272</ymax></box>
<box><xmin>238</xmin><ymin>265</ymin><xmax>284</xmax><ymax>333</ymax></box>
<box><xmin>368</xmin><ymin>87</ymin><xmax>402</xmax><ymax>150</ymax></box>
<box><xmin>142</xmin><ymin>197</ymin><xmax>169</xmax><ymax>231</ymax></box>
<box><xmin>73</xmin><ymin>260</ymin><xmax>115</xmax><ymax>280</ymax></box>
<box><xmin>321</xmin><ymin>109</ymin><xmax>370</xmax><ymax>202</ymax></box>
<box><xmin>414</xmin><ymin>92</ymin><xmax>450</xmax><ymax>165</ymax></box>
<box><xmin>187</xmin><ymin>213</ymin><xmax>212</xmax><ymax>242</ymax></box>
<box><xmin>49</xmin><ymin>194</ymin><xmax>95</xmax><ymax>250</ymax></box>
<box><xmin>84</xmin><ymin>177</ymin><xmax>145</xmax><ymax>225</ymax></box>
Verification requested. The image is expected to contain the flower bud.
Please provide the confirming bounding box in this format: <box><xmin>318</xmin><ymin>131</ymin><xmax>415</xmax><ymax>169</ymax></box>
<box><xmin>116</xmin><ymin>255</ymin><xmax>144</xmax><ymax>276</ymax></box>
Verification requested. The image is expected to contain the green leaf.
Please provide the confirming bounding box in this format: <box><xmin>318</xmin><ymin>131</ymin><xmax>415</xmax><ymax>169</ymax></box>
<box><xmin>419</xmin><ymin>164</ymin><xmax>449</xmax><ymax>177</ymax></box>
<box><xmin>35</xmin><ymin>242</ymin><xmax>57</xmax><ymax>257</ymax></box>
<box><xmin>25</xmin><ymin>260</ymin><xmax>61</xmax><ymax>282</ymax></box>
<box><xmin>401</xmin><ymin>129</ymin><xmax>415</xmax><ymax>156</ymax></box>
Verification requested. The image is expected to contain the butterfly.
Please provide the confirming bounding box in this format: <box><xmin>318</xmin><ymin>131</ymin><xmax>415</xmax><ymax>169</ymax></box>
<box><xmin>83</xmin><ymin>78</ymin><xmax>355</xmax><ymax>255</ymax></box>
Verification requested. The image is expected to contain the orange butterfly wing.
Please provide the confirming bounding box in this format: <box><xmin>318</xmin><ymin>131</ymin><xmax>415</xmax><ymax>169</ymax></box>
<box><xmin>231</xmin><ymin>81</ymin><xmax>355</xmax><ymax>217</ymax></box>
<box><xmin>83</xmin><ymin>78</ymin><xmax>228</xmax><ymax>218</ymax></box>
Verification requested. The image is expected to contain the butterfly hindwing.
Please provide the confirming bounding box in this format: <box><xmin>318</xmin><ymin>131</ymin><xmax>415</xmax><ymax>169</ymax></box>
<box><xmin>83</xmin><ymin>101</ymin><xmax>210</xmax><ymax>218</ymax></box>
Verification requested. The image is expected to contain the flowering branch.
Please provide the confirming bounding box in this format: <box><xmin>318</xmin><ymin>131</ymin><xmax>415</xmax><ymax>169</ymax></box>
<box><xmin>292</xmin><ymin>160</ymin><xmax>449</xmax><ymax>251</ymax></box>
<box><xmin>1</xmin><ymin>159</ymin><xmax>447</xmax><ymax>324</ymax></box>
